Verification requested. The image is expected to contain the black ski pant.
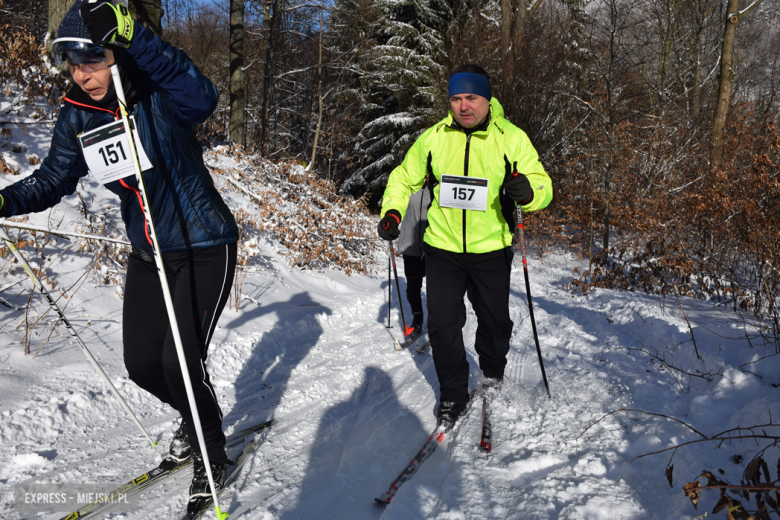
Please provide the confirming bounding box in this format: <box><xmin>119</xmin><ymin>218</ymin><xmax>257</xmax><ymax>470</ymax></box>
<box><xmin>402</xmin><ymin>254</ymin><xmax>425</xmax><ymax>316</ymax></box>
<box><xmin>123</xmin><ymin>243</ymin><xmax>237</xmax><ymax>463</ymax></box>
<box><xmin>424</xmin><ymin>243</ymin><xmax>514</xmax><ymax>406</ymax></box>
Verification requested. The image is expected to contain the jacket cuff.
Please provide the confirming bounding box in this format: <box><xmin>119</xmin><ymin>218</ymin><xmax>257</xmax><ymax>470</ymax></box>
<box><xmin>384</xmin><ymin>209</ymin><xmax>402</xmax><ymax>224</ymax></box>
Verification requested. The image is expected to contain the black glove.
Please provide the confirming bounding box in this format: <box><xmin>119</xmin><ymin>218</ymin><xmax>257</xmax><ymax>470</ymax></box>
<box><xmin>80</xmin><ymin>0</ymin><xmax>134</xmax><ymax>48</ymax></box>
<box><xmin>0</xmin><ymin>193</ymin><xmax>12</xmax><ymax>218</ymax></box>
<box><xmin>503</xmin><ymin>171</ymin><xmax>534</xmax><ymax>204</ymax></box>
<box><xmin>377</xmin><ymin>210</ymin><xmax>401</xmax><ymax>241</ymax></box>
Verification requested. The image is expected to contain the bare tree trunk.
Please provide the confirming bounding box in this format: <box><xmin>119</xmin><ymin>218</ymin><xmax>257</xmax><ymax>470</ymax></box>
<box><xmin>48</xmin><ymin>0</ymin><xmax>70</xmax><ymax>43</ymax></box>
<box><xmin>129</xmin><ymin>0</ymin><xmax>163</xmax><ymax>37</ymax></box>
<box><xmin>500</xmin><ymin>0</ymin><xmax>513</xmax><ymax>90</ymax></box>
<box><xmin>603</xmin><ymin>151</ymin><xmax>613</xmax><ymax>253</ymax></box>
<box><xmin>260</xmin><ymin>0</ymin><xmax>280</xmax><ymax>155</ymax></box>
<box><xmin>602</xmin><ymin>0</ymin><xmax>619</xmax><ymax>254</ymax></box>
<box><xmin>498</xmin><ymin>0</ymin><xmax>546</xmax><ymax>96</ymax></box>
<box><xmin>711</xmin><ymin>0</ymin><xmax>765</xmax><ymax>166</ymax></box>
<box><xmin>711</xmin><ymin>0</ymin><xmax>740</xmax><ymax>167</ymax></box>
<box><xmin>499</xmin><ymin>0</ymin><xmax>544</xmax><ymax>94</ymax></box>
<box><xmin>589</xmin><ymin>155</ymin><xmax>595</xmax><ymax>273</ymax></box>
<box><xmin>690</xmin><ymin>0</ymin><xmax>715</xmax><ymax>120</ymax></box>
<box><xmin>512</xmin><ymin>0</ymin><xmax>545</xmax><ymax>70</ymax></box>
<box><xmin>229</xmin><ymin>0</ymin><xmax>246</xmax><ymax>146</ymax></box>
<box><xmin>308</xmin><ymin>0</ymin><xmax>324</xmax><ymax>174</ymax></box>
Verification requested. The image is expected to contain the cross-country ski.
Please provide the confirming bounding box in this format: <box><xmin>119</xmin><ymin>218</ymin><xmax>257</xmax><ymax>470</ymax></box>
<box><xmin>375</xmin><ymin>390</ymin><xmax>477</xmax><ymax>504</ymax></box>
<box><xmin>58</xmin><ymin>420</ymin><xmax>275</xmax><ymax>520</ymax></box>
<box><xmin>478</xmin><ymin>396</ymin><xmax>493</xmax><ymax>454</ymax></box>
<box><xmin>415</xmin><ymin>339</ymin><xmax>431</xmax><ymax>354</ymax></box>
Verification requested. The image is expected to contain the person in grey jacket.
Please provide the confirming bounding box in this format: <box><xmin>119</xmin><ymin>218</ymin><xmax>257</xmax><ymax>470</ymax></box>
<box><xmin>397</xmin><ymin>183</ymin><xmax>431</xmax><ymax>334</ymax></box>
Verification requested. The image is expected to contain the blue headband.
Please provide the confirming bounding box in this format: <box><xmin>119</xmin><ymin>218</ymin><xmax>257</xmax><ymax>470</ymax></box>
<box><xmin>448</xmin><ymin>73</ymin><xmax>492</xmax><ymax>100</ymax></box>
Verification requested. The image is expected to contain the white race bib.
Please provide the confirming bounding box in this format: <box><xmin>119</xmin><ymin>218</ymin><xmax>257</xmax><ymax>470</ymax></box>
<box><xmin>439</xmin><ymin>175</ymin><xmax>489</xmax><ymax>211</ymax></box>
<box><xmin>79</xmin><ymin>117</ymin><xmax>153</xmax><ymax>185</ymax></box>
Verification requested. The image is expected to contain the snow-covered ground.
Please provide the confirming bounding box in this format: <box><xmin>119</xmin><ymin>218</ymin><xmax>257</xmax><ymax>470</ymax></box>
<box><xmin>1</xmin><ymin>117</ymin><xmax>779</xmax><ymax>520</ymax></box>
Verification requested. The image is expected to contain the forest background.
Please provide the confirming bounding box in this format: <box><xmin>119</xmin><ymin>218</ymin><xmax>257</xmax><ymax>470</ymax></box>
<box><xmin>3</xmin><ymin>0</ymin><xmax>780</xmax><ymax>340</ymax></box>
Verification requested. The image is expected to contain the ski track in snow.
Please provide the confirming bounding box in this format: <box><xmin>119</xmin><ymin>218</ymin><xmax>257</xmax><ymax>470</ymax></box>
<box><xmin>1</xmin><ymin>129</ymin><xmax>780</xmax><ymax>519</ymax></box>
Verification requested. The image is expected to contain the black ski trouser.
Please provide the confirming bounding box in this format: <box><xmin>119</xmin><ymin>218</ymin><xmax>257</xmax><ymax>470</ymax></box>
<box><xmin>424</xmin><ymin>243</ymin><xmax>514</xmax><ymax>406</ymax></box>
<box><xmin>402</xmin><ymin>254</ymin><xmax>426</xmax><ymax>316</ymax></box>
<box><xmin>123</xmin><ymin>243</ymin><xmax>237</xmax><ymax>463</ymax></box>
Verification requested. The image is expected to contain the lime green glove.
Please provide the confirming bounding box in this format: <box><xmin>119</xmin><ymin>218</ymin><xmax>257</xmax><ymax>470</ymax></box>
<box><xmin>0</xmin><ymin>193</ymin><xmax>12</xmax><ymax>218</ymax></box>
<box><xmin>80</xmin><ymin>1</ymin><xmax>134</xmax><ymax>48</ymax></box>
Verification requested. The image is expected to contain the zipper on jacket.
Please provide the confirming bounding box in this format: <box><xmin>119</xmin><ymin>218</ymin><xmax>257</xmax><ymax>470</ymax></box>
<box><xmin>462</xmin><ymin>134</ymin><xmax>471</xmax><ymax>253</ymax></box>
<box><xmin>120</xmin><ymin>178</ymin><xmax>154</xmax><ymax>247</ymax></box>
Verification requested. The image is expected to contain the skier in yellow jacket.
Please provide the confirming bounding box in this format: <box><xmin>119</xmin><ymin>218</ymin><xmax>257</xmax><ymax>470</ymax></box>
<box><xmin>377</xmin><ymin>64</ymin><xmax>552</xmax><ymax>429</ymax></box>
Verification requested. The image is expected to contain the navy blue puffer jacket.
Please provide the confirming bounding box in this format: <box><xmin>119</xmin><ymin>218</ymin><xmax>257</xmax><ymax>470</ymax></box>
<box><xmin>0</xmin><ymin>22</ymin><xmax>238</xmax><ymax>253</ymax></box>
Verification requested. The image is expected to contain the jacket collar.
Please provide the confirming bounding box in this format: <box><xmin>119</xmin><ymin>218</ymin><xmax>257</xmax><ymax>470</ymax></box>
<box><xmin>63</xmin><ymin>84</ymin><xmax>121</xmax><ymax>117</ymax></box>
<box><xmin>449</xmin><ymin>112</ymin><xmax>491</xmax><ymax>135</ymax></box>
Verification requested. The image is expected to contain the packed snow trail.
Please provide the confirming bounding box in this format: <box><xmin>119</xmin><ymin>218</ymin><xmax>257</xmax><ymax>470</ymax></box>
<box><xmin>2</xmin><ymin>132</ymin><xmax>780</xmax><ymax>519</ymax></box>
<box><xmin>3</xmin><ymin>243</ymin><xmax>778</xmax><ymax>520</ymax></box>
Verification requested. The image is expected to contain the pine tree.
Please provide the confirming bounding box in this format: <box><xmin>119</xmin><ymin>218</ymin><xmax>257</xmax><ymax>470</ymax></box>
<box><xmin>321</xmin><ymin>0</ymin><xmax>380</xmax><ymax>183</ymax></box>
<box><xmin>339</xmin><ymin>0</ymin><xmax>452</xmax><ymax>204</ymax></box>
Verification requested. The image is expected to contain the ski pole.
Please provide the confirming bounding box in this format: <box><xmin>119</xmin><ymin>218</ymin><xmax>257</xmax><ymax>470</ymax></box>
<box><xmin>389</xmin><ymin>241</ymin><xmax>413</xmax><ymax>336</ymax></box>
<box><xmin>516</xmin><ymin>207</ymin><xmax>551</xmax><ymax>398</ymax></box>
<box><xmin>386</xmin><ymin>246</ymin><xmax>392</xmax><ymax>328</ymax></box>
<box><xmin>0</xmin><ymin>224</ymin><xmax>157</xmax><ymax>445</ymax></box>
<box><xmin>103</xmin><ymin>42</ymin><xmax>227</xmax><ymax>520</ymax></box>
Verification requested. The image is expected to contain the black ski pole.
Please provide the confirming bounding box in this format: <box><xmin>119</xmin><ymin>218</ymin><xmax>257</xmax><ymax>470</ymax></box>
<box><xmin>516</xmin><ymin>207</ymin><xmax>551</xmax><ymax>398</ymax></box>
<box><xmin>386</xmin><ymin>245</ymin><xmax>392</xmax><ymax>328</ymax></box>
<box><xmin>389</xmin><ymin>241</ymin><xmax>413</xmax><ymax>336</ymax></box>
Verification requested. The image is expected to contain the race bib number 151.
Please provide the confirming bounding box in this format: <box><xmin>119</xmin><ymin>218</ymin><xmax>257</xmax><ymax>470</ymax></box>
<box><xmin>79</xmin><ymin>117</ymin><xmax>153</xmax><ymax>185</ymax></box>
<box><xmin>439</xmin><ymin>175</ymin><xmax>489</xmax><ymax>211</ymax></box>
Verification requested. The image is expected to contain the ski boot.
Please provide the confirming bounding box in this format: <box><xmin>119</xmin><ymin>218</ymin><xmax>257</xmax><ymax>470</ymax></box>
<box><xmin>411</xmin><ymin>311</ymin><xmax>424</xmax><ymax>336</ymax></box>
<box><xmin>168</xmin><ymin>421</ymin><xmax>192</xmax><ymax>462</ymax></box>
<box><xmin>481</xmin><ymin>376</ymin><xmax>503</xmax><ymax>403</ymax></box>
<box><xmin>436</xmin><ymin>400</ymin><xmax>467</xmax><ymax>431</ymax></box>
<box><xmin>189</xmin><ymin>452</ymin><xmax>228</xmax><ymax>497</ymax></box>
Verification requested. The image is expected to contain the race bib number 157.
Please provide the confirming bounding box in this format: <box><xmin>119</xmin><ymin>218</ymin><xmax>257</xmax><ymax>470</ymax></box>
<box><xmin>439</xmin><ymin>175</ymin><xmax>489</xmax><ymax>211</ymax></box>
<box><xmin>79</xmin><ymin>117</ymin><xmax>153</xmax><ymax>185</ymax></box>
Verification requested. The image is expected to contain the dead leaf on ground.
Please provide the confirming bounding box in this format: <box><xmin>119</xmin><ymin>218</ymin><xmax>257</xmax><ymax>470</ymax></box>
<box><xmin>684</xmin><ymin>481</ymin><xmax>701</xmax><ymax>509</ymax></box>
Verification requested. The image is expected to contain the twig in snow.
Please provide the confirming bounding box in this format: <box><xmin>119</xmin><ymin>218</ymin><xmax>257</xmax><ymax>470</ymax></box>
<box><xmin>575</xmin><ymin>407</ymin><xmax>709</xmax><ymax>443</ymax></box>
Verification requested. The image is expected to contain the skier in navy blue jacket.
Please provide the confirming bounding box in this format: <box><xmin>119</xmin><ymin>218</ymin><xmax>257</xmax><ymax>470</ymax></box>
<box><xmin>0</xmin><ymin>0</ymin><xmax>236</xmax><ymax>497</ymax></box>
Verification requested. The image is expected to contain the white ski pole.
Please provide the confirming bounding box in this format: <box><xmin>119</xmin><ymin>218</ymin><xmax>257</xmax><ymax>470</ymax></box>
<box><xmin>102</xmin><ymin>39</ymin><xmax>228</xmax><ymax>519</ymax></box>
<box><xmin>0</xmin><ymin>224</ymin><xmax>157</xmax><ymax>445</ymax></box>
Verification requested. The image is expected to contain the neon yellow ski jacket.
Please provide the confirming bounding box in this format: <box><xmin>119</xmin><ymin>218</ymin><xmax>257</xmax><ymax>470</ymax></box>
<box><xmin>380</xmin><ymin>97</ymin><xmax>552</xmax><ymax>254</ymax></box>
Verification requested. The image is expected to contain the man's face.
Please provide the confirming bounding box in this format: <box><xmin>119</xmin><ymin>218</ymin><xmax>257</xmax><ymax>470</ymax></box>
<box><xmin>69</xmin><ymin>61</ymin><xmax>112</xmax><ymax>101</ymax></box>
<box><xmin>449</xmin><ymin>93</ymin><xmax>490</xmax><ymax>129</ymax></box>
